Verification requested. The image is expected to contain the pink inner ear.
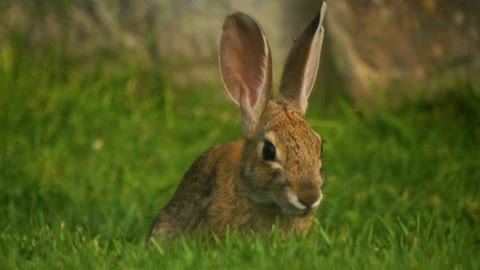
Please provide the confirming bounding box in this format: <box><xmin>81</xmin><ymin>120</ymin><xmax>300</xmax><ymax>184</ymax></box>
<box><xmin>241</xmin><ymin>73</ymin><xmax>257</xmax><ymax>107</ymax></box>
<box><xmin>248</xmin><ymin>86</ymin><xmax>257</xmax><ymax>107</ymax></box>
<box><xmin>227</xmin><ymin>40</ymin><xmax>258</xmax><ymax>107</ymax></box>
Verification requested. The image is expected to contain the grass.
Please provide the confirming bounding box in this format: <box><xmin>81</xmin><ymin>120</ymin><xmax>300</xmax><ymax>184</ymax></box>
<box><xmin>1</xmin><ymin>39</ymin><xmax>479</xmax><ymax>269</ymax></box>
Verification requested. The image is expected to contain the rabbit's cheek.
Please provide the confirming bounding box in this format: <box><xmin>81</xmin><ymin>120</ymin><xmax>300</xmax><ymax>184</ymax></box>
<box><xmin>248</xmin><ymin>192</ymin><xmax>276</xmax><ymax>205</ymax></box>
<box><xmin>267</xmin><ymin>161</ymin><xmax>282</xmax><ymax>170</ymax></box>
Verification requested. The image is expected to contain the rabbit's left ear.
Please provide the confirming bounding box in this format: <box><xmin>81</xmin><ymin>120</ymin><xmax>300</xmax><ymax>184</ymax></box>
<box><xmin>279</xmin><ymin>2</ymin><xmax>326</xmax><ymax>115</ymax></box>
<box><xmin>220</xmin><ymin>12</ymin><xmax>273</xmax><ymax>138</ymax></box>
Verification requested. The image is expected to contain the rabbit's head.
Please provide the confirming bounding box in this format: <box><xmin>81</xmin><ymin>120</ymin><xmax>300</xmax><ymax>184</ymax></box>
<box><xmin>220</xmin><ymin>4</ymin><xmax>326</xmax><ymax>216</ymax></box>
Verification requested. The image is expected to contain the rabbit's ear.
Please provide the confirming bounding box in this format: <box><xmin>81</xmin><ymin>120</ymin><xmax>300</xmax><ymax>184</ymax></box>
<box><xmin>220</xmin><ymin>12</ymin><xmax>273</xmax><ymax>138</ymax></box>
<box><xmin>279</xmin><ymin>2</ymin><xmax>326</xmax><ymax>115</ymax></box>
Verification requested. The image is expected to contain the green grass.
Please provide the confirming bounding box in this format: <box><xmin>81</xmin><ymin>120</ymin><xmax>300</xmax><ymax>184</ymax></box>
<box><xmin>1</xmin><ymin>41</ymin><xmax>479</xmax><ymax>269</ymax></box>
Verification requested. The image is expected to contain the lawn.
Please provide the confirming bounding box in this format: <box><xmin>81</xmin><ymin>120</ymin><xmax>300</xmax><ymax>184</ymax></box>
<box><xmin>0</xmin><ymin>41</ymin><xmax>479</xmax><ymax>269</ymax></box>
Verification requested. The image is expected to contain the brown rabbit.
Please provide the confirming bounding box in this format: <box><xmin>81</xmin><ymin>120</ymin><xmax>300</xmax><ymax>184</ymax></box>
<box><xmin>148</xmin><ymin>2</ymin><xmax>327</xmax><ymax>244</ymax></box>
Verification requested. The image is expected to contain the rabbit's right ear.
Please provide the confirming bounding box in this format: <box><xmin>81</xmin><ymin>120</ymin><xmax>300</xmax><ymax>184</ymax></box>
<box><xmin>279</xmin><ymin>3</ymin><xmax>326</xmax><ymax>115</ymax></box>
<box><xmin>220</xmin><ymin>12</ymin><xmax>273</xmax><ymax>139</ymax></box>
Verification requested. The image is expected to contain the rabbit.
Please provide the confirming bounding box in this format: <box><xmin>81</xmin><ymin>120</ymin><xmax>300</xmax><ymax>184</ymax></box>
<box><xmin>148</xmin><ymin>2</ymin><xmax>327</xmax><ymax>244</ymax></box>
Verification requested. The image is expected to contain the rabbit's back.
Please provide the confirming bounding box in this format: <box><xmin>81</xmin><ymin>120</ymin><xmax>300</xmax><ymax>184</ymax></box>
<box><xmin>148</xmin><ymin>141</ymin><xmax>244</xmax><ymax>239</ymax></box>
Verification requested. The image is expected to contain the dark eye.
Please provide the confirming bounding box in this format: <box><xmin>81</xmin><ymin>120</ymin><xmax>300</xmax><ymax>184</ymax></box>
<box><xmin>262</xmin><ymin>140</ymin><xmax>276</xmax><ymax>161</ymax></box>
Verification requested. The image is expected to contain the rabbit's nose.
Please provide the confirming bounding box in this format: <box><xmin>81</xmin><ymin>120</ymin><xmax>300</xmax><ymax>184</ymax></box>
<box><xmin>297</xmin><ymin>185</ymin><xmax>321</xmax><ymax>208</ymax></box>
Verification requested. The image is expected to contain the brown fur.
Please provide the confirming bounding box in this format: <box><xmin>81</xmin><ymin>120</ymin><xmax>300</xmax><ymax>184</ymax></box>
<box><xmin>148</xmin><ymin>3</ymin><xmax>327</xmax><ymax>244</ymax></box>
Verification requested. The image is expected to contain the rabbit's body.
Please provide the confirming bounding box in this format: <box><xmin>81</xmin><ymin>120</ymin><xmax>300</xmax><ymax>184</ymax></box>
<box><xmin>150</xmin><ymin>141</ymin><xmax>313</xmax><ymax>238</ymax></box>
<box><xmin>149</xmin><ymin>3</ymin><xmax>327</xmax><ymax>243</ymax></box>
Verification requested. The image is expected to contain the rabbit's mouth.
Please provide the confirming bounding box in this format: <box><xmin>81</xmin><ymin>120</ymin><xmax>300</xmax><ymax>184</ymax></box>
<box><xmin>247</xmin><ymin>189</ymin><xmax>322</xmax><ymax>216</ymax></box>
<box><xmin>279</xmin><ymin>192</ymin><xmax>322</xmax><ymax>216</ymax></box>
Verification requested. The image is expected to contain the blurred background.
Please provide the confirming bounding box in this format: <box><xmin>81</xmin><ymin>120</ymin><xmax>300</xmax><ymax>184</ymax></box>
<box><xmin>2</xmin><ymin>0</ymin><xmax>479</xmax><ymax>101</ymax></box>
<box><xmin>0</xmin><ymin>1</ymin><xmax>479</xmax><ymax>268</ymax></box>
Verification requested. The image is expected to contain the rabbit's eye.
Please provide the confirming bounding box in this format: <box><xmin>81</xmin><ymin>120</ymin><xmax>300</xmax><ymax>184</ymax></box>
<box><xmin>262</xmin><ymin>140</ymin><xmax>276</xmax><ymax>161</ymax></box>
